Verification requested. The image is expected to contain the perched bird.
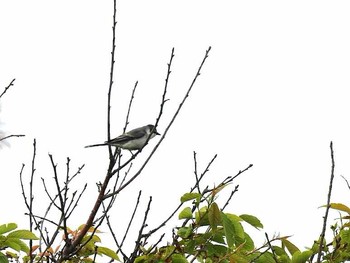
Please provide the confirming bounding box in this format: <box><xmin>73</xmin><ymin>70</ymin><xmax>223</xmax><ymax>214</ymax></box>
<box><xmin>85</xmin><ymin>124</ymin><xmax>160</xmax><ymax>151</ymax></box>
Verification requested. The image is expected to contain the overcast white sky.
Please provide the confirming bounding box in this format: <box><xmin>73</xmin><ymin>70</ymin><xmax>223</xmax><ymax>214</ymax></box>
<box><xmin>1</xmin><ymin>0</ymin><xmax>350</xmax><ymax>252</ymax></box>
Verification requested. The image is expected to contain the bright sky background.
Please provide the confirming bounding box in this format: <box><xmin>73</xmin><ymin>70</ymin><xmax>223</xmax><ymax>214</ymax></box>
<box><xmin>1</xmin><ymin>0</ymin><xmax>350</xmax><ymax>254</ymax></box>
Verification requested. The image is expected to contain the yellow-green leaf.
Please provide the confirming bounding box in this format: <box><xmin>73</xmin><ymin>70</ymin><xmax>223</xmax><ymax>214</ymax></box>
<box><xmin>97</xmin><ymin>246</ymin><xmax>119</xmax><ymax>261</ymax></box>
<box><xmin>171</xmin><ymin>254</ymin><xmax>189</xmax><ymax>263</ymax></box>
<box><xmin>0</xmin><ymin>223</ymin><xmax>17</xmax><ymax>235</ymax></box>
<box><xmin>226</xmin><ymin>214</ymin><xmax>245</xmax><ymax>240</ymax></box>
<box><xmin>177</xmin><ymin>227</ymin><xmax>192</xmax><ymax>239</ymax></box>
<box><xmin>7</xmin><ymin>230</ymin><xmax>39</xmax><ymax>240</ymax></box>
<box><xmin>239</xmin><ymin>214</ymin><xmax>263</xmax><ymax>229</ymax></box>
<box><xmin>179</xmin><ymin>207</ymin><xmax>193</xmax><ymax>219</ymax></box>
<box><xmin>195</xmin><ymin>206</ymin><xmax>209</xmax><ymax>226</ymax></box>
<box><xmin>6</xmin><ymin>238</ymin><xmax>29</xmax><ymax>253</ymax></box>
<box><xmin>180</xmin><ymin>193</ymin><xmax>201</xmax><ymax>203</ymax></box>
<box><xmin>255</xmin><ymin>252</ymin><xmax>275</xmax><ymax>263</ymax></box>
<box><xmin>221</xmin><ymin>213</ymin><xmax>235</xmax><ymax>248</ymax></box>
<box><xmin>282</xmin><ymin>238</ymin><xmax>300</xmax><ymax>255</ymax></box>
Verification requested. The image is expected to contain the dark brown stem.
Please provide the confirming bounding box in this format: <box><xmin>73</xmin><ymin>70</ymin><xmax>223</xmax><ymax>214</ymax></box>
<box><xmin>316</xmin><ymin>141</ymin><xmax>335</xmax><ymax>262</ymax></box>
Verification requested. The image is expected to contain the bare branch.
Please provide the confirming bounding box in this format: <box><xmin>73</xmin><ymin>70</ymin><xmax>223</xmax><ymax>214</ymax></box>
<box><xmin>123</xmin><ymin>81</ymin><xmax>138</xmax><ymax>133</ymax></box>
<box><xmin>121</xmin><ymin>190</ymin><xmax>142</xmax><ymax>250</ymax></box>
<box><xmin>0</xmin><ymin>134</ymin><xmax>25</xmax><ymax>142</ymax></box>
<box><xmin>0</xmin><ymin>78</ymin><xmax>15</xmax><ymax>98</ymax></box>
<box><xmin>128</xmin><ymin>196</ymin><xmax>153</xmax><ymax>263</ymax></box>
<box><xmin>341</xmin><ymin>175</ymin><xmax>350</xmax><ymax>190</ymax></box>
<box><xmin>29</xmin><ymin>139</ymin><xmax>36</xmax><ymax>263</ymax></box>
<box><xmin>316</xmin><ymin>141</ymin><xmax>336</xmax><ymax>263</ymax></box>
<box><xmin>49</xmin><ymin>154</ymin><xmax>71</xmax><ymax>250</ymax></box>
<box><xmin>106</xmin><ymin>0</ymin><xmax>118</xmax><ymax>161</ymax></box>
<box><xmin>193</xmin><ymin>152</ymin><xmax>201</xmax><ymax>194</ymax></box>
<box><xmin>221</xmin><ymin>185</ymin><xmax>239</xmax><ymax>211</ymax></box>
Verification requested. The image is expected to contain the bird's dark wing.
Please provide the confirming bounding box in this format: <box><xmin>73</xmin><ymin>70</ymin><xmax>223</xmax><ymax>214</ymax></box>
<box><xmin>106</xmin><ymin>126</ymin><xmax>147</xmax><ymax>144</ymax></box>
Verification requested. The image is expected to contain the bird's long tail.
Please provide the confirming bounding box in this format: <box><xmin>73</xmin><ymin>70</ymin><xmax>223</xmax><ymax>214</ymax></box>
<box><xmin>85</xmin><ymin>143</ymin><xmax>107</xmax><ymax>148</ymax></box>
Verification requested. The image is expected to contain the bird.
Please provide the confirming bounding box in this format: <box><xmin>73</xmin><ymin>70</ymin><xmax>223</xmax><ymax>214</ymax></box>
<box><xmin>85</xmin><ymin>124</ymin><xmax>160</xmax><ymax>151</ymax></box>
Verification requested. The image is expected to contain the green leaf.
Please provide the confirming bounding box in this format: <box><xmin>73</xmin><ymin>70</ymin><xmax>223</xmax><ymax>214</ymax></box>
<box><xmin>278</xmin><ymin>255</ymin><xmax>292</xmax><ymax>263</ymax></box>
<box><xmin>171</xmin><ymin>254</ymin><xmax>189</xmax><ymax>263</ymax></box>
<box><xmin>340</xmin><ymin>229</ymin><xmax>350</xmax><ymax>243</ymax></box>
<box><xmin>180</xmin><ymin>193</ymin><xmax>201</xmax><ymax>203</ymax></box>
<box><xmin>177</xmin><ymin>227</ymin><xmax>192</xmax><ymax>239</ymax></box>
<box><xmin>282</xmin><ymin>238</ymin><xmax>300</xmax><ymax>255</ymax></box>
<box><xmin>0</xmin><ymin>224</ymin><xmax>17</xmax><ymax>235</ymax></box>
<box><xmin>291</xmin><ymin>251</ymin><xmax>301</xmax><ymax>263</ymax></box>
<box><xmin>299</xmin><ymin>250</ymin><xmax>313</xmax><ymax>262</ymax></box>
<box><xmin>211</xmin><ymin>231</ymin><xmax>225</xmax><ymax>244</ymax></box>
<box><xmin>3</xmin><ymin>240</ymin><xmax>21</xmax><ymax>252</ymax></box>
<box><xmin>221</xmin><ymin>213</ymin><xmax>235</xmax><ymax>248</ymax></box>
<box><xmin>226</xmin><ymin>214</ymin><xmax>245</xmax><ymax>241</ymax></box>
<box><xmin>239</xmin><ymin>214</ymin><xmax>263</xmax><ymax>229</ymax></box>
<box><xmin>208</xmin><ymin>202</ymin><xmax>222</xmax><ymax>229</ymax></box>
<box><xmin>159</xmin><ymin>246</ymin><xmax>176</xmax><ymax>258</ymax></box>
<box><xmin>179</xmin><ymin>207</ymin><xmax>193</xmax><ymax>219</ymax></box>
<box><xmin>6</xmin><ymin>238</ymin><xmax>29</xmax><ymax>253</ymax></box>
<box><xmin>81</xmin><ymin>234</ymin><xmax>101</xmax><ymax>244</ymax></box>
<box><xmin>206</xmin><ymin>243</ymin><xmax>227</xmax><ymax>257</ymax></box>
<box><xmin>273</xmin><ymin>245</ymin><xmax>289</xmax><ymax>257</ymax></box>
<box><xmin>195</xmin><ymin>206</ymin><xmax>209</xmax><ymax>226</ymax></box>
<box><xmin>0</xmin><ymin>252</ymin><xmax>9</xmax><ymax>263</ymax></box>
<box><xmin>97</xmin><ymin>246</ymin><xmax>119</xmax><ymax>261</ymax></box>
<box><xmin>254</xmin><ymin>252</ymin><xmax>275</xmax><ymax>263</ymax></box>
<box><xmin>242</xmin><ymin>232</ymin><xmax>255</xmax><ymax>251</ymax></box>
<box><xmin>7</xmin><ymin>230</ymin><xmax>39</xmax><ymax>240</ymax></box>
<box><xmin>134</xmin><ymin>255</ymin><xmax>147</xmax><ymax>263</ymax></box>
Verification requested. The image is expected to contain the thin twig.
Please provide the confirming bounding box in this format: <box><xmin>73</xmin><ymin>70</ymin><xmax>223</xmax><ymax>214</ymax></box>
<box><xmin>29</xmin><ymin>139</ymin><xmax>36</xmax><ymax>263</ymax></box>
<box><xmin>146</xmin><ymin>233</ymin><xmax>165</xmax><ymax>255</ymax></box>
<box><xmin>120</xmin><ymin>190</ymin><xmax>142</xmax><ymax>250</ymax></box>
<box><xmin>128</xmin><ymin>196</ymin><xmax>153</xmax><ymax>263</ymax></box>
<box><xmin>26</xmin><ymin>213</ymin><xmax>60</xmax><ymax>227</ymax></box>
<box><xmin>193</xmin><ymin>152</ymin><xmax>201</xmax><ymax>194</ymax></box>
<box><xmin>107</xmin><ymin>0</ymin><xmax>118</xmax><ymax>161</ymax></box>
<box><xmin>105</xmin><ymin>214</ymin><xmax>129</xmax><ymax>262</ymax></box>
<box><xmin>66</xmin><ymin>184</ymin><xmax>87</xmax><ymax>219</ymax></box>
<box><xmin>316</xmin><ymin>141</ymin><xmax>335</xmax><ymax>262</ymax></box>
<box><xmin>123</xmin><ymin>81</ymin><xmax>138</xmax><ymax>133</ymax></box>
<box><xmin>49</xmin><ymin>154</ymin><xmax>71</xmax><ymax>250</ymax></box>
<box><xmin>0</xmin><ymin>134</ymin><xmax>25</xmax><ymax>142</ymax></box>
<box><xmin>221</xmin><ymin>185</ymin><xmax>239</xmax><ymax>211</ymax></box>
<box><xmin>265</xmin><ymin>233</ymin><xmax>278</xmax><ymax>262</ymax></box>
<box><xmin>341</xmin><ymin>175</ymin><xmax>350</xmax><ymax>190</ymax></box>
<box><xmin>0</xmin><ymin>78</ymin><xmax>15</xmax><ymax>98</ymax></box>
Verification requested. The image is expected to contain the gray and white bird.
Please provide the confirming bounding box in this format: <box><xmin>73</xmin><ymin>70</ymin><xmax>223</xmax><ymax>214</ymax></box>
<box><xmin>85</xmin><ymin>124</ymin><xmax>160</xmax><ymax>150</ymax></box>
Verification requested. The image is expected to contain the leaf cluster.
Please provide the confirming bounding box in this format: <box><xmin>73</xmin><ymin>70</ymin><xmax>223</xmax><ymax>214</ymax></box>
<box><xmin>132</xmin><ymin>194</ymin><xmax>350</xmax><ymax>263</ymax></box>
<box><xmin>0</xmin><ymin>223</ymin><xmax>38</xmax><ymax>263</ymax></box>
